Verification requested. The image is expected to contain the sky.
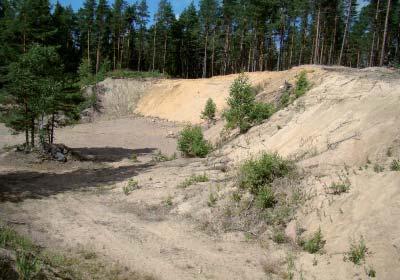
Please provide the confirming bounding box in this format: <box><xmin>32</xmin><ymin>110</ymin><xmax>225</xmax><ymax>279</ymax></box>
<box><xmin>52</xmin><ymin>0</ymin><xmax>200</xmax><ymax>18</ymax></box>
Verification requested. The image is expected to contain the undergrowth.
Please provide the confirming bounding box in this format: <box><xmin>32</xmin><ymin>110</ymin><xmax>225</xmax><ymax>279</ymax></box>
<box><xmin>178</xmin><ymin>173</ymin><xmax>209</xmax><ymax>188</ymax></box>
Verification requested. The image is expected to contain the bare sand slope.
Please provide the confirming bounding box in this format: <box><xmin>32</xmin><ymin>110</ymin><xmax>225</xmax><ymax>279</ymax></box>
<box><xmin>135</xmin><ymin>66</ymin><xmax>325</xmax><ymax>123</ymax></box>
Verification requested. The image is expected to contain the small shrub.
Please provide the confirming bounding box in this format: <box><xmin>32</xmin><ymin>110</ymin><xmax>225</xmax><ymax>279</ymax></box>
<box><xmin>373</xmin><ymin>164</ymin><xmax>384</xmax><ymax>173</ymax></box>
<box><xmin>178</xmin><ymin>173</ymin><xmax>209</xmax><ymax>188</ymax></box>
<box><xmin>272</xmin><ymin>228</ymin><xmax>286</xmax><ymax>244</ymax></box>
<box><xmin>207</xmin><ymin>192</ymin><xmax>218</xmax><ymax>207</ymax></box>
<box><xmin>123</xmin><ymin>179</ymin><xmax>139</xmax><ymax>195</ymax></box>
<box><xmin>201</xmin><ymin>98</ymin><xmax>217</xmax><ymax>123</ymax></box>
<box><xmin>345</xmin><ymin>237</ymin><xmax>368</xmax><ymax>265</ymax></box>
<box><xmin>163</xmin><ymin>196</ymin><xmax>173</xmax><ymax>207</ymax></box>
<box><xmin>152</xmin><ymin>150</ymin><xmax>177</xmax><ymax>162</ymax></box>
<box><xmin>177</xmin><ymin>125</ymin><xmax>212</xmax><ymax>158</ymax></box>
<box><xmin>131</xmin><ymin>153</ymin><xmax>138</xmax><ymax>162</ymax></box>
<box><xmin>365</xmin><ymin>266</ymin><xmax>376</xmax><ymax>278</ymax></box>
<box><xmin>256</xmin><ymin>186</ymin><xmax>276</xmax><ymax>209</ymax></box>
<box><xmin>249</xmin><ymin>102</ymin><xmax>275</xmax><ymax>125</ymax></box>
<box><xmin>238</xmin><ymin>152</ymin><xmax>294</xmax><ymax>195</ymax></box>
<box><xmin>299</xmin><ymin>228</ymin><xmax>326</xmax><ymax>254</ymax></box>
<box><xmin>16</xmin><ymin>251</ymin><xmax>41</xmax><ymax>280</ymax></box>
<box><xmin>294</xmin><ymin>71</ymin><xmax>310</xmax><ymax>97</ymax></box>
<box><xmin>231</xmin><ymin>191</ymin><xmax>242</xmax><ymax>202</ymax></box>
<box><xmin>390</xmin><ymin>159</ymin><xmax>400</xmax><ymax>171</ymax></box>
<box><xmin>329</xmin><ymin>181</ymin><xmax>350</xmax><ymax>195</ymax></box>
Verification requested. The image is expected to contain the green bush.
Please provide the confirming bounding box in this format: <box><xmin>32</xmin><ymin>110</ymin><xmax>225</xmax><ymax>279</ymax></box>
<box><xmin>329</xmin><ymin>181</ymin><xmax>350</xmax><ymax>195</ymax></box>
<box><xmin>256</xmin><ymin>186</ymin><xmax>276</xmax><ymax>209</ymax></box>
<box><xmin>178</xmin><ymin>173</ymin><xmax>209</xmax><ymax>188</ymax></box>
<box><xmin>238</xmin><ymin>152</ymin><xmax>294</xmax><ymax>195</ymax></box>
<box><xmin>201</xmin><ymin>98</ymin><xmax>217</xmax><ymax>123</ymax></box>
<box><xmin>299</xmin><ymin>228</ymin><xmax>326</xmax><ymax>254</ymax></box>
<box><xmin>294</xmin><ymin>71</ymin><xmax>310</xmax><ymax>98</ymax></box>
<box><xmin>177</xmin><ymin>125</ymin><xmax>212</xmax><ymax>158</ymax></box>
<box><xmin>390</xmin><ymin>159</ymin><xmax>400</xmax><ymax>171</ymax></box>
<box><xmin>223</xmin><ymin>74</ymin><xmax>274</xmax><ymax>133</ymax></box>
<box><xmin>249</xmin><ymin>102</ymin><xmax>275</xmax><ymax>125</ymax></box>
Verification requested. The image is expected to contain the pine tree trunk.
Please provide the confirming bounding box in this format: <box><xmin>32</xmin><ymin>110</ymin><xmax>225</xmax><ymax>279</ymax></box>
<box><xmin>223</xmin><ymin>24</ymin><xmax>230</xmax><ymax>75</ymax></box>
<box><xmin>339</xmin><ymin>0</ymin><xmax>352</xmax><ymax>65</ymax></box>
<box><xmin>96</xmin><ymin>42</ymin><xmax>101</xmax><ymax>74</ymax></box>
<box><xmin>380</xmin><ymin>0</ymin><xmax>391</xmax><ymax>66</ymax></box>
<box><xmin>163</xmin><ymin>33</ymin><xmax>167</xmax><ymax>74</ymax></box>
<box><xmin>211</xmin><ymin>29</ymin><xmax>215</xmax><ymax>77</ymax></box>
<box><xmin>87</xmin><ymin>28</ymin><xmax>91</xmax><ymax>65</ymax></box>
<box><xmin>152</xmin><ymin>28</ymin><xmax>157</xmax><ymax>72</ymax></box>
<box><xmin>369</xmin><ymin>0</ymin><xmax>380</xmax><ymax>66</ymax></box>
<box><xmin>328</xmin><ymin>15</ymin><xmax>338</xmax><ymax>65</ymax></box>
<box><xmin>314</xmin><ymin>7</ymin><xmax>321</xmax><ymax>64</ymax></box>
<box><xmin>31</xmin><ymin>117</ymin><xmax>35</xmax><ymax>148</ymax></box>
<box><xmin>203</xmin><ymin>30</ymin><xmax>208</xmax><ymax>78</ymax></box>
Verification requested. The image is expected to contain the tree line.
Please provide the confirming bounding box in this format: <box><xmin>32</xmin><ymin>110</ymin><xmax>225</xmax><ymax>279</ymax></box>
<box><xmin>1</xmin><ymin>0</ymin><xmax>399</xmax><ymax>81</ymax></box>
<box><xmin>0</xmin><ymin>0</ymin><xmax>399</xmax><ymax>148</ymax></box>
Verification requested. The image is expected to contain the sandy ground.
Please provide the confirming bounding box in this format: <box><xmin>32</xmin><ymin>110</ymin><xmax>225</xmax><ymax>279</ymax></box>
<box><xmin>1</xmin><ymin>66</ymin><xmax>400</xmax><ymax>279</ymax></box>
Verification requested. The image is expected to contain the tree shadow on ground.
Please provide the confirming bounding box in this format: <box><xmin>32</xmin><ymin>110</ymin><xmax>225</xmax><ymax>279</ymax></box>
<box><xmin>0</xmin><ymin>162</ymin><xmax>155</xmax><ymax>203</ymax></box>
<box><xmin>72</xmin><ymin>147</ymin><xmax>157</xmax><ymax>162</ymax></box>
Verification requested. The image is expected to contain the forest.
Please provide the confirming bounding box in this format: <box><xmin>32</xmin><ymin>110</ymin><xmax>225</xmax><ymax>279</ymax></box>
<box><xmin>0</xmin><ymin>0</ymin><xmax>399</xmax><ymax>148</ymax></box>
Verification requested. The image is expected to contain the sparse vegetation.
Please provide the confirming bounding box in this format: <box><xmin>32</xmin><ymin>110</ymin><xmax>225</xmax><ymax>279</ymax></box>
<box><xmin>390</xmin><ymin>159</ymin><xmax>400</xmax><ymax>171</ymax></box>
<box><xmin>207</xmin><ymin>192</ymin><xmax>218</xmax><ymax>207</ymax></box>
<box><xmin>255</xmin><ymin>186</ymin><xmax>276</xmax><ymax>209</ymax></box>
<box><xmin>152</xmin><ymin>150</ymin><xmax>177</xmax><ymax>162</ymax></box>
<box><xmin>238</xmin><ymin>152</ymin><xmax>294</xmax><ymax>195</ymax></box>
<box><xmin>131</xmin><ymin>153</ymin><xmax>139</xmax><ymax>162</ymax></box>
<box><xmin>201</xmin><ymin>98</ymin><xmax>217</xmax><ymax>123</ymax></box>
<box><xmin>163</xmin><ymin>196</ymin><xmax>173</xmax><ymax>207</ymax></box>
<box><xmin>345</xmin><ymin>237</ymin><xmax>368</xmax><ymax>265</ymax></box>
<box><xmin>177</xmin><ymin>125</ymin><xmax>212</xmax><ymax>158</ymax></box>
<box><xmin>299</xmin><ymin>228</ymin><xmax>326</xmax><ymax>254</ymax></box>
<box><xmin>373</xmin><ymin>164</ymin><xmax>384</xmax><ymax>173</ymax></box>
<box><xmin>365</xmin><ymin>266</ymin><xmax>376</xmax><ymax>277</ymax></box>
<box><xmin>15</xmin><ymin>251</ymin><xmax>41</xmax><ymax>279</ymax></box>
<box><xmin>279</xmin><ymin>71</ymin><xmax>310</xmax><ymax>108</ymax></box>
<box><xmin>123</xmin><ymin>179</ymin><xmax>139</xmax><ymax>195</ymax></box>
<box><xmin>272</xmin><ymin>228</ymin><xmax>287</xmax><ymax>244</ymax></box>
<box><xmin>178</xmin><ymin>173</ymin><xmax>209</xmax><ymax>188</ymax></box>
<box><xmin>223</xmin><ymin>74</ymin><xmax>275</xmax><ymax>133</ymax></box>
<box><xmin>329</xmin><ymin>181</ymin><xmax>350</xmax><ymax>195</ymax></box>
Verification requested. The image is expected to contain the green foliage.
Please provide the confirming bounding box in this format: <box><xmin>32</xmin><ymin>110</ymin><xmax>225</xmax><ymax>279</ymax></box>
<box><xmin>373</xmin><ymin>164</ymin><xmax>384</xmax><ymax>173</ymax></box>
<box><xmin>152</xmin><ymin>150</ymin><xmax>177</xmax><ymax>162</ymax></box>
<box><xmin>346</xmin><ymin>237</ymin><xmax>368</xmax><ymax>265</ymax></box>
<box><xmin>255</xmin><ymin>186</ymin><xmax>276</xmax><ymax>209</ymax></box>
<box><xmin>223</xmin><ymin>74</ymin><xmax>275</xmax><ymax>133</ymax></box>
<box><xmin>123</xmin><ymin>179</ymin><xmax>139</xmax><ymax>195</ymax></box>
<box><xmin>329</xmin><ymin>181</ymin><xmax>350</xmax><ymax>195</ymax></box>
<box><xmin>178</xmin><ymin>173</ymin><xmax>209</xmax><ymax>188</ymax></box>
<box><xmin>16</xmin><ymin>251</ymin><xmax>41</xmax><ymax>280</ymax></box>
<box><xmin>238</xmin><ymin>152</ymin><xmax>294</xmax><ymax>195</ymax></box>
<box><xmin>272</xmin><ymin>228</ymin><xmax>287</xmax><ymax>244</ymax></box>
<box><xmin>390</xmin><ymin>159</ymin><xmax>400</xmax><ymax>171</ymax></box>
<box><xmin>201</xmin><ymin>98</ymin><xmax>217</xmax><ymax>123</ymax></box>
<box><xmin>0</xmin><ymin>225</ymin><xmax>35</xmax><ymax>251</ymax></box>
<box><xmin>365</xmin><ymin>266</ymin><xmax>376</xmax><ymax>278</ymax></box>
<box><xmin>177</xmin><ymin>125</ymin><xmax>212</xmax><ymax>158</ymax></box>
<box><xmin>207</xmin><ymin>192</ymin><xmax>218</xmax><ymax>207</ymax></box>
<box><xmin>299</xmin><ymin>228</ymin><xmax>326</xmax><ymax>254</ymax></box>
<box><xmin>294</xmin><ymin>71</ymin><xmax>310</xmax><ymax>97</ymax></box>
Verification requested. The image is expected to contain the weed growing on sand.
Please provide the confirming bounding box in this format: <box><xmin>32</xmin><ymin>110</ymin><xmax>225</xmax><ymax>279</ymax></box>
<box><xmin>365</xmin><ymin>266</ymin><xmax>376</xmax><ymax>277</ymax></box>
<box><xmin>207</xmin><ymin>192</ymin><xmax>218</xmax><ymax>207</ymax></box>
<box><xmin>387</xmin><ymin>148</ymin><xmax>393</xmax><ymax>157</ymax></box>
<box><xmin>329</xmin><ymin>181</ymin><xmax>350</xmax><ymax>195</ymax></box>
<box><xmin>238</xmin><ymin>152</ymin><xmax>294</xmax><ymax>195</ymax></box>
<box><xmin>272</xmin><ymin>228</ymin><xmax>287</xmax><ymax>244</ymax></box>
<box><xmin>298</xmin><ymin>228</ymin><xmax>326</xmax><ymax>254</ymax></box>
<box><xmin>345</xmin><ymin>237</ymin><xmax>368</xmax><ymax>265</ymax></box>
<box><xmin>178</xmin><ymin>173</ymin><xmax>209</xmax><ymax>188</ymax></box>
<box><xmin>255</xmin><ymin>186</ymin><xmax>276</xmax><ymax>209</ymax></box>
<box><xmin>177</xmin><ymin>125</ymin><xmax>212</xmax><ymax>158</ymax></box>
<box><xmin>16</xmin><ymin>251</ymin><xmax>41</xmax><ymax>279</ymax></box>
<box><xmin>390</xmin><ymin>159</ymin><xmax>400</xmax><ymax>171</ymax></box>
<box><xmin>373</xmin><ymin>164</ymin><xmax>384</xmax><ymax>173</ymax></box>
<box><xmin>163</xmin><ymin>196</ymin><xmax>173</xmax><ymax>207</ymax></box>
<box><xmin>131</xmin><ymin>153</ymin><xmax>139</xmax><ymax>162</ymax></box>
<box><xmin>201</xmin><ymin>98</ymin><xmax>217</xmax><ymax>124</ymax></box>
<box><xmin>152</xmin><ymin>150</ymin><xmax>177</xmax><ymax>162</ymax></box>
<box><xmin>123</xmin><ymin>179</ymin><xmax>139</xmax><ymax>195</ymax></box>
<box><xmin>0</xmin><ymin>225</ymin><xmax>35</xmax><ymax>251</ymax></box>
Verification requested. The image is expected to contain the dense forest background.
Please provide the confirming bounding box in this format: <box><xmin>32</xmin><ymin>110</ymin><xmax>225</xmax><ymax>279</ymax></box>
<box><xmin>1</xmin><ymin>0</ymin><xmax>400</xmax><ymax>81</ymax></box>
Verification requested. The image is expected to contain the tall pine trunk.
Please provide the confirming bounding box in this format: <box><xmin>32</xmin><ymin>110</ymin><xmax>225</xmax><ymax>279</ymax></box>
<box><xmin>202</xmin><ymin>29</ymin><xmax>208</xmax><ymax>78</ymax></box>
<box><xmin>380</xmin><ymin>0</ymin><xmax>391</xmax><ymax>66</ymax></box>
<box><xmin>339</xmin><ymin>0</ymin><xmax>352</xmax><ymax>65</ymax></box>
<box><xmin>152</xmin><ymin>28</ymin><xmax>157</xmax><ymax>72</ymax></box>
<box><xmin>369</xmin><ymin>0</ymin><xmax>381</xmax><ymax>66</ymax></box>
